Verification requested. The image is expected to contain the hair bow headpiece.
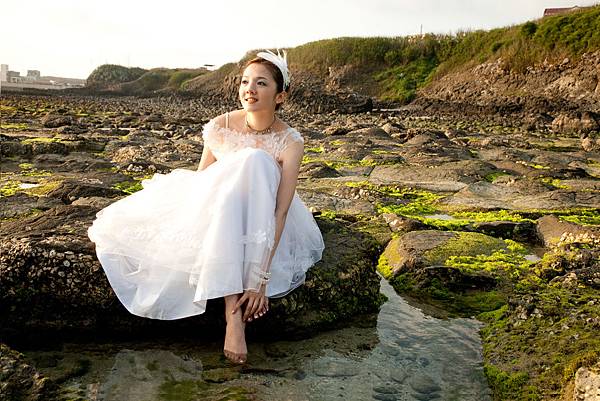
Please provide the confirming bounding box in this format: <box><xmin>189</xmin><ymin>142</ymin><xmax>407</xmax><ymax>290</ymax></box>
<box><xmin>256</xmin><ymin>48</ymin><xmax>290</xmax><ymax>90</ymax></box>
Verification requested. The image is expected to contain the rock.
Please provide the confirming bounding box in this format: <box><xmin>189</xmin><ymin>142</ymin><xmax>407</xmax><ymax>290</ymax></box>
<box><xmin>390</xmin><ymin>370</ymin><xmax>409</xmax><ymax>383</ymax></box>
<box><xmin>581</xmin><ymin>136</ymin><xmax>600</xmax><ymax>152</ymax></box>
<box><xmin>370</xmin><ymin>160</ymin><xmax>496</xmax><ymax>192</ymax></box>
<box><xmin>381</xmin><ymin>230</ymin><xmax>506</xmax><ymax>275</ymax></box>
<box><xmin>0</xmin><ymin>205</ymin><xmax>384</xmax><ymax>344</ymax></box>
<box><xmin>299</xmin><ymin>162</ymin><xmax>341</xmax><ymax>179</ymax></box>
<box><xmin>551</xmin><ymin>112</ymin><xmax>599</xmax><ymax>133</ymax></box>
<box><xmin>97</xmin><ymin>349</ymin><xmax>203</xmax><ymax>400</ymax></box>
<box><xmin>440</xmin><ymin>181</ymin><xmax>517</xmax><ymax>210</ymax></box>
<box><xmin>0</xmin><ymin>342</ymin><xmax>55</xmax><ymax>400</ymax></box>
<box><xmin>323</xmin><ymin>126</ymin><xmax>351</xmax><ymax>136</ymax></box>
<box><xmin>573</xmin><ymin>361</ymin><xmax>600</xmax><ymax>401</ymax></box>
<box><xmin>380</xmin><ymin>230</ymin><xmax>505</xmax><ymax>292</ymax></box>
<box><xmin>404</xmin><ymin>131</ymin><xmax>449</xmax><ymax>147</ymax></box>
<box><xmin>44</xmin><ymin>181</ymin><xmax>124</xmax><ymax>204</ymax></box>
<box><xmin>347</xmin><ymin>127</ymin><xmax>391</xmax><ymax>140</ymax></box>
<box><xmin>141</xmin><ymin>114</ymin><xmax>163</xmax><ymax>123</ymax></box>
<box><xmin>536</xmin><ymin>215</ymin><xmax>600</xmax><ymax>247</ymax></box>
<box><xmin>381</xmin><ymin>122</ymin><xmax>402</xmax><ymax>135</ymax></box>
<box><xmin>414</xmin><ymin>50</ymin><xmax>600</xmax><ymax>118</ymax></box>
<box><xmin>472</xmin><ymin>220</ymin><xmax>536</xmax><ymax>242</ymax></box>
<box><xmin>0</xmin><ymin>192</ymin><xmax>62</xmax><ymax>220</ymax></box>
<box><xmin>409</xmin><ymin>374</ymin><xmax>441</xmax><ymax>395</ymax></box>
<box><xmin>381</xmin><ymin>213</ymin><xmax>427</xmax><ymax>233</ymax></box>
<box><xmin>41</xmin><ymin>113</ymin><xmax>72</xmax><ymax>128</ymax></box>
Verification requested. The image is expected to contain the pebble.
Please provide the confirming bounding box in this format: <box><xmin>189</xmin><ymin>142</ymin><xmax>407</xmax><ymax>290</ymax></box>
<box><xmin>409</xmin><ymin>375</ymin><xmax>441</xmax><ymax>395</ymax></box>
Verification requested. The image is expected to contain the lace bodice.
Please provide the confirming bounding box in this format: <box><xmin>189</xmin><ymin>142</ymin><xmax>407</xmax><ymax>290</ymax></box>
<box><xmin>201</xmin><ymin>117</ymin><xmax>304</xmax><ymax>162</ymax></box>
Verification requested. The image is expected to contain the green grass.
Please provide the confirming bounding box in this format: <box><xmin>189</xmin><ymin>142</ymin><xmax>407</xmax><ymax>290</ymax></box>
<box><xmin>435</xmin><ymin>5</ymin><xmax>600</xmax><ymax>77</ymax></box>
<box><xmin>277</xmin><ymin>5</ymin><xmax>600</xmax><ymax>103</ymax></box>
<box><xmin>375</xmin><ymin>57</ymin><xmax>439</xmax><ymax>102</ymax></box>
<box><xmin>87</xmin><ymin>64</ymin><xmax>147</xmax><ymax>85</ymax></box>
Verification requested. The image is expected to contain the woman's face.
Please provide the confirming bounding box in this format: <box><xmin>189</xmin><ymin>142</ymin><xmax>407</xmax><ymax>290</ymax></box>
<box><xmin>239</xmin><ymin>63</ymin><xmax>285</xmax><ymax>112</ymax></box>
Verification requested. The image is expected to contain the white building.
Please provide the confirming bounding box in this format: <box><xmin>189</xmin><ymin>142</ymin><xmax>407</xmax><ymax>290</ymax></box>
<box><xmin>0</xmin><ymin>64</ymin><xmax>86</xmax><ymax>90</ymax></box>
<box><xmin>0</xmin><ymin>64</ymin><xmax>7</xmax><ymax>82</ymax></box>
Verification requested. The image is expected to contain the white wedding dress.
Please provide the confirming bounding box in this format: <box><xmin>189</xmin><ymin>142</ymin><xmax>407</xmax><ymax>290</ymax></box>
<box><xmin>87</xmin><ymin>112</ymin><xmax>325</xmax><ymax>320</ymax></box>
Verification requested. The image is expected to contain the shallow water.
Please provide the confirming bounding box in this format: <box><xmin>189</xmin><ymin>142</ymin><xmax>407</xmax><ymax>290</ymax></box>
<box><xmin>21</xmin><ymin>276</ymin><xmax>491</xmax><ymax>401</ymax></box>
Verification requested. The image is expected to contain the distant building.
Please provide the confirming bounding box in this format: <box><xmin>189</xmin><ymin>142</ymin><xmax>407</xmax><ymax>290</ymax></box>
<box><xmin>7</xmin><ymin>70</ymin><xmax>23</xmax><ymax>83</ymax></box>
<box><xmin>543</xmin><ymin>5</ymin><xmax>591</xmax><ymax>17</ymax></box>
<box><xmin>27</xmin><ymin>70</ymin><xmax>40</xmax><ymax>79</ymax></box>
<box><xmin>0</xmin><ymin>63</ymin><xmax>86</xmax><ymax>90</ymax></box>
<box><xmin>0</xmin><ymin>64</ymin><xmax>7</xmax><ymax>82</ymax></box>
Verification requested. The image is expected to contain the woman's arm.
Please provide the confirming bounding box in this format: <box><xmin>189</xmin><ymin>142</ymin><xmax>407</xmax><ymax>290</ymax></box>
<box><xmin>233</xmin><ymin>140</ymin><xmax>303</xmax><ymax>321</ymax></box>
<box><xmin>197</xmin><ymin>143</ymin><xmax>216</xmax><ymax>171</ymax></box>
<box><xmin>266</xmin><ymin>140</ymin><xmax>304</xmax><ymax>269</ymax></box>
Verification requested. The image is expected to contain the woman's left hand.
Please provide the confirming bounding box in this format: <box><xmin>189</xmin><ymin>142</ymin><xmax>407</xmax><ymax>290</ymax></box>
<box><xmin>232</xmin><ymin>283</ymin><xmax>269</xmax><ymax>322</ymax></box>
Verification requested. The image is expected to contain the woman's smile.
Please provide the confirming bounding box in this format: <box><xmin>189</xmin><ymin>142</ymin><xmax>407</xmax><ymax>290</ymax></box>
<box><xmin>239</xmin><ymin>63</ymin><xmax>279</xmax><ymax>111</ymax></box>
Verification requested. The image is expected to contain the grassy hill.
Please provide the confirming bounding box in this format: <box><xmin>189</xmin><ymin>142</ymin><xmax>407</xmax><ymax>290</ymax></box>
<box><xmin>282</xmin><ymin>4</ymin><xmax>600</xmax><ymax>103</ymax></box>
<box><xmin>86</xmin><ymin>65</ymin><xmax>208</xmax><ymax>94</ymax></box>
<box><xmin>86</xmin><ymin>5</ymin><xmax>600</xmax><ymax>103</ymax></box>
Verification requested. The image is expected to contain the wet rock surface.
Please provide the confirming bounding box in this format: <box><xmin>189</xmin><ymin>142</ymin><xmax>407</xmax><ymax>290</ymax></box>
<box><xmin>0</xmin><ymin>343</ymin><xmax>55</xmax><ymax>401</ymax></box>
<box><xmin>1</xmin><ymin>92</ymin><xmax>599</xmax><ymax>400</ymax></box>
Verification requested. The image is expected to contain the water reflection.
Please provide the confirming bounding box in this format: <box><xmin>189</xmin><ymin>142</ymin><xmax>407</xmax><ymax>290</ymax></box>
<box><xmin>23</xmin><ymin>276</ymin><xmax>491</xmax><ymax>401</ymax></box>
<box><xmin>98</xmin><ymin>349</ymin><xmax>203</xmax><ymax>401</ymax></box>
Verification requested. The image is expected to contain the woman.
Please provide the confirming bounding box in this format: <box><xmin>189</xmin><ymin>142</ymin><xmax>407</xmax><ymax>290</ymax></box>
<box><xmin>87</xmin><ymin>49</ymin><xmax>325</xmax><ymax>365</ymax></box>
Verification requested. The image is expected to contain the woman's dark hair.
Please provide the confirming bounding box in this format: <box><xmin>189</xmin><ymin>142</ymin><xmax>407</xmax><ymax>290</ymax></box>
<box><xmin>241</xmin><ymin>57</ymin><xmax>289</xmax><ymax>111</ymax></box>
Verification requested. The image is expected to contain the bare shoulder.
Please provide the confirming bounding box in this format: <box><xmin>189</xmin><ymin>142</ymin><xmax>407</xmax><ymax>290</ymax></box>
<box><xmin>211</xmin><ymin>112</ymin><xmax>227</xmax><ymax>129</ymax></box>
<box><xmin>211</xmin><ymin>110</ymin><xmax>244</xmax><ymax>129</ymax></box>
<box><xmin>210</xmin><ymin>110</ymin><xmax>244</xmax><ymax>131</ymax></box>
<box><xmin>280</xmin><ymin>132</ymin><xmax>304</xmax><ymax>162</ymax></box>
<box><xmin>286</xmin><ymin>127</ymin><xmax>304</xmax><ymax>143</ymax></box>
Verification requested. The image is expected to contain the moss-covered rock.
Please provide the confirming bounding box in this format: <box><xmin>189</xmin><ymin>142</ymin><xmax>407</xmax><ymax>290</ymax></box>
<box><xmin>480</xmin><ymin>231</ymin><xmax>600</xmax><ymax>400</ymax></box>
<box><xmin>0</xmin><ymin>204</ymin><xmax>384</xmax><ymax>345</ymax></box>
<box><xmin>379</xmin><ymin>230</ymin><xmax>533</xmax><ymax>316</ymax></box>
<box><xmin>380</xmin><ymin>230</ymin><xmax>508</xmax><ymax>276</ymax></box>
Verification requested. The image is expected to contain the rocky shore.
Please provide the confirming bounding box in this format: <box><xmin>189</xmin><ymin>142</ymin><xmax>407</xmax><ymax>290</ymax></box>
<box><xmin>1</xmin><ymin>91</ymin><xmax>599</xmax><ymax>400</ymax></box>
<box><xmin>414</xmin><ymin>51</ymin><xmax>600</xmax><ymax>120</ymax></box>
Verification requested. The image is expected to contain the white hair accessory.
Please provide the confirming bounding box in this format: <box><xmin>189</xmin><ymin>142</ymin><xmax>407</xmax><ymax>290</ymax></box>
<box><xmin>256</xmin><ymin>49</ymin><xmax>290</xmax><ymax>90</ymax></box>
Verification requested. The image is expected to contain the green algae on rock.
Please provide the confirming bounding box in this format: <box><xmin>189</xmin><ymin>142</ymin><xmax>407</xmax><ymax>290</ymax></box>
<box><xmin>378</xmin><ymin>230</ymin><xmax>537</xmax><ymax>316</ymax></box>
<box><xmin>478</xmin><ymin>231</ymin><xmax>600</xmax><ymax>400</ymax></box>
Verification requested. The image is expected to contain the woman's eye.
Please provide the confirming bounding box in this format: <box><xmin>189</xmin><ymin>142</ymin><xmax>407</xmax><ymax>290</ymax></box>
<box><xmin>240</xmin><ymin>79</ymin><xmax>266</xmax><ymax>85</ymax></box>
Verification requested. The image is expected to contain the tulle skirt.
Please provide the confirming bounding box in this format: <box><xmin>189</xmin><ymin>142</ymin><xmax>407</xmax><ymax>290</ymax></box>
<box><xmin>87</xmin><ymin>147</ymin><xmax>325</xmax><ymax>320</ymax></box>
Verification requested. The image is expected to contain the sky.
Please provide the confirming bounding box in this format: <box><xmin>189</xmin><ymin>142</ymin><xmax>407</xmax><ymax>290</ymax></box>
<box><xmin>1</xmin><ymin>0</ymin><xmax>598</xmax><ymax>79</ymax></box>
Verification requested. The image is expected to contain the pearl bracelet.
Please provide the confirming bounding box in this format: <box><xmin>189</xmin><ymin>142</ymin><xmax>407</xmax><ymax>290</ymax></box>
<box><xmin>257</xmin><ymin>270</ymin><xmax>271</xmax><ymax>285</ymax></box>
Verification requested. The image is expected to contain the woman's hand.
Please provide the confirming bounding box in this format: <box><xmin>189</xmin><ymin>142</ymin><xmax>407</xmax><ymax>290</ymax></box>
<box><xmin>232</xmin><ymin>283</ymin><xmax>269</xmax><ymax>322</ymax></box>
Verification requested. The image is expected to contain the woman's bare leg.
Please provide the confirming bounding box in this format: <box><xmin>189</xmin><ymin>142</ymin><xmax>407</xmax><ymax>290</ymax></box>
<box><xmin>223</xmin><ymin>293</ymin><xmax>247</xmax><ymax>363</ymax></box>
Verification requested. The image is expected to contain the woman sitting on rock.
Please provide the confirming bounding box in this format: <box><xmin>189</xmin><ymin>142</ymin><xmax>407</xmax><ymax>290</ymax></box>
<box><xmin>87</xmin><ymin>49</ymin><xmax>325</xmax><ymax>364</ymax></box>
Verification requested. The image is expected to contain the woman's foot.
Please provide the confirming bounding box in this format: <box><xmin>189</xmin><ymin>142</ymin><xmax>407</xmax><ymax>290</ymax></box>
<box><xmin>224</xmin><ymin>309</ymin><xmax>247</xmax><ymax>364</ymax></box>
